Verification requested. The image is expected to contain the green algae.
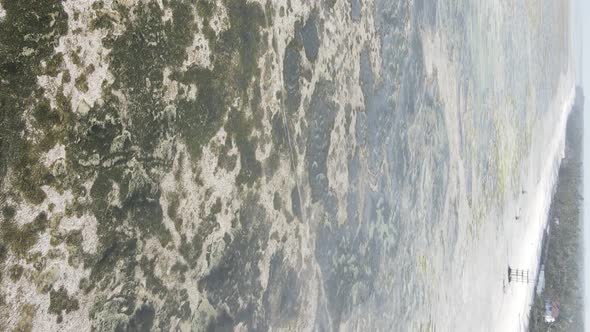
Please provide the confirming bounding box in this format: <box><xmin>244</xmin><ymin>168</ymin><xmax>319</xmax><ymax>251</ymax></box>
<box><xmin>14</xmin><ymin>303</ymin><xmax>36</xmax><ymax>332</ymax></box>
<box><xmin>140</xmin><ymin>256</ymin><xmax>167</xmax><ymax>296</ymax></box>
<box><xmin>176</xmin><ymin>0</ymin><xmax>266</xmax><ymax>162</ymax></box>
<box><xmin>0</xmin><ymin>0</ymin><xmax>68</xmax><ymax>205</ymax></box>
<box><xmin>90</xmin><ymin>6</ymin><xmax>115</xmax><ymax>31</ymax></box>
<box><xmin>45</xmin><ymin>52</ymin><xmax>65</xmax><ymax>77</ymax></box>
<box><xmin>75</xmin><ymin>73</ymin><xmax>89</xmax><ymax>93</ymax></box>
<box><xmin>1</xmin><ymin>0</ymin><xmax>272</xmax><ymax>328</ymax></box>
<box><xmin>32</xmin><ymin>97</ymin><xmax>70</xmax><ymax>150</ymax></box>
<box><xmin>2</xmin><ymin>206</ymin><xmax>16</xmax><ymax>221</ymax></box>
<box><xmin>86</xmin><ymin>236</ymin><xmax>138</xmax><ymax>290</ymax></box>
<box><xmin>167</xmin><ymin>192</ymin><xmax>180</xmax><ymax>220</ymax></box>
<box><xmin>273</xmin><ymin>192</ymin><xmax>282</xmax><ymax>210</ymax></box>
<box><xmin>225</xmin><ymin>110</ymin><xmax>261</xmax><ymax>187</ymax></box>
<box><xmin>175</xmin><ymin>67</ymin><xmax>226</xmax><ymax>158</ymax></box>
<box><xmin>197</xmin><ymin>1</ymin><xmax>214</xmax><ymax>19</ymax></box>
<box><xmin>65</xmin><ymin>230</ymin><xmax>84</xmax><ymax>268</ymax></box>
<box><xmin>62</xmin><ymin>69</ymin><xmax>71</xmax><ymax>83</ymax></box>
<box><xmin>107</xmin><ymin>0</ymin><xmax>194</xmax><ymax>160</ymax></box>
<box><xmin>179</xmin><ymin>198</ymin><xmax>222</xmax><ymax>267</ymax></box>
<box><xmin>217</xmin><ymin>137</ymin><xmax>238</xmax><ymax>171</ymax></box>
<box><xmin>197</xmin><ymin>0</ymin><xmax>216</xmax><ymax>40</ymax></box>
<box><xmin>1</xmin><ymin>212</ymin><xmax>48</xmax><ymax>257</ymax></box>
<box><xmin>9</xmin><ymin>264</ymin><xmax>24</xmax><ymax>282</ymax></box>
<box><xmin>49</xmin><ymin>286</ymin><xmax>80</xmax><ymax>321</ymax></box>
<box><xmin>170</xmin><ymin>261</ymin><xmax>188</xmax><ymax>283</ymax></box>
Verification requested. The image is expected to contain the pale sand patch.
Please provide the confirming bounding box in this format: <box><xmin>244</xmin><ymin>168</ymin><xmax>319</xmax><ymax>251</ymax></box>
<box><xmin>37</xmin><ymin>0</ymin><xmax>120</xmax><ymax>115</ymax></box>
<box><xmin>59</xmin><ymin>213</ymin><xmax>99</xmax><ymax>255</ymax></box>
<box><xmin>182</xmin><ymin>34</ymin><xmax>212</xmax><ymax>70</ymax></box>
<box><xmin>0</xmin><ymin>3</ymin><xmax>5</xmax><ymax>21</ymax></box>
<box><xmin>162</xmin><ymin>68</ymin><xmax>179</xmax><ymax>103</ymax></box>
<box><xmin>1</xmin><ymin>243</ymin><xmax>92</xmax><ymax>332</ymax></box>
<box><xmin>209</xmin><ymin>1</ymin><xmax>230</xmax><ymax>37</ymax></box>
<box><xmin>11</xmin><ymin>188</ymin><xmax>73</xmax><ymax>226</ymax></box>
<box><xmin>42</xmin><ymin>144</ymin><xmax>66</xmax><ymax>168</ymax></box>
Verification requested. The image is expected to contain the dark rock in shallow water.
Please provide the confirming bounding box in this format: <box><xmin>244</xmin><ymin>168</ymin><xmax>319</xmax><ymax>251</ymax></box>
<box><xmin>350</xmin><ymin>0</ymin><xmax>362</xmax><ymax>21</ymax></box>
<box><xmin>283</xmin><ymin>39</ymin><xmax>303</xmax><ymax>114</ymax></box>
<box><xmin>291</xmin><ymin>185</ymin><xmax>302</xmax><ymax>221</ymax></box>
<box><xmin>302</xmin><ymin>13</ymin><xmax>320</xmax><ymax>62</ymax></box>
<box><xmin>128</xmin><ymin>304</ymin><xmax>155</xmax><ymax>332</ymax></box>
<box><xmin>306</xmin><ymin>80</ymin><xmax>337</xmax><ymax>205</ymax></box>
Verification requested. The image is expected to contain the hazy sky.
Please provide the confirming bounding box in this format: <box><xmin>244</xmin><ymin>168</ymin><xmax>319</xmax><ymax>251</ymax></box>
<box><xmin>577</xmin><ymin>1</ymin><xmax>588</xmax><ymax>87</ymax></box>
<box><xmin>577</xmin><ymin>0</ymin><xmax>590</xmax><ymax>327</ymax></box>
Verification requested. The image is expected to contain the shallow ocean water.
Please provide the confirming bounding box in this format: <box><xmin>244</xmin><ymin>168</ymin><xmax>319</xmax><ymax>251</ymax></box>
<box><xmin>0</xmin><ymin>0</ymin><xmax>575</xmax><ymax>330</ymax></box>
<box><xmin>338</xmin><ymin>0</ymin><xmax>575</xmax><ymax>330</ymax></box>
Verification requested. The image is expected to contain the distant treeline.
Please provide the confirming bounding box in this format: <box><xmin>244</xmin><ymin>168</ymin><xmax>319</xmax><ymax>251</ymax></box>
<box><xmin>528</xmin><ymin>87</ymin><xmax>584</xmax><ymax>331</ymax></box>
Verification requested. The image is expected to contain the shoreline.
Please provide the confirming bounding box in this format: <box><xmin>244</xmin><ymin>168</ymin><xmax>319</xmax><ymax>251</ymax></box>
<box><xmin>527</xmin><ymin>86</ymin><xmax>584</xmax><ymax>331</ymax></box>
<box><xmin>497</xmin><ymin>79</ymin><xmax>576</xmax><ymax>332</ymax></box>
